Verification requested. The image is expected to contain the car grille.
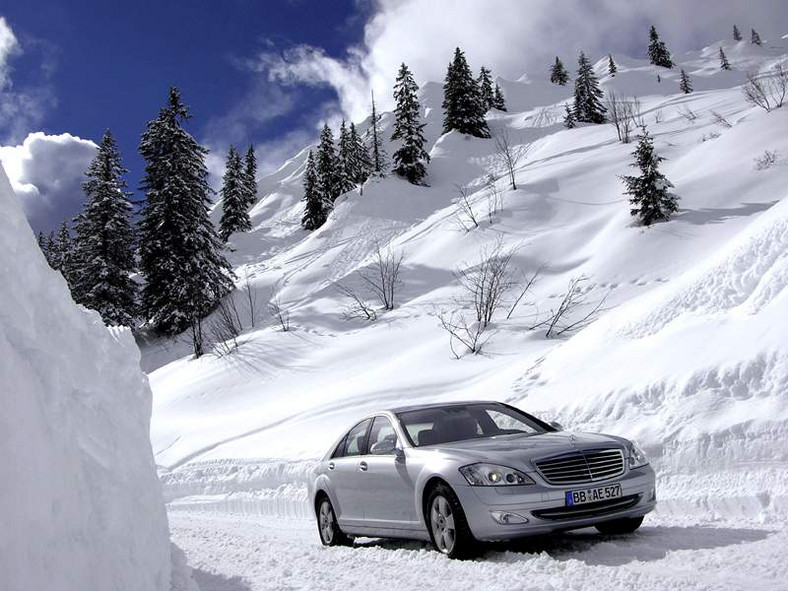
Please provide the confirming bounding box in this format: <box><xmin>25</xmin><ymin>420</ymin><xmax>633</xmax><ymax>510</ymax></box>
<box><xmin>535</xmin><ymin>449</ymin><xmax>625</xmax><ymax>485</ymax></box>
<box><xmin>532</xmin><ymin>494</ymin><xmax>640</xmax><ymax>521</ymax></box>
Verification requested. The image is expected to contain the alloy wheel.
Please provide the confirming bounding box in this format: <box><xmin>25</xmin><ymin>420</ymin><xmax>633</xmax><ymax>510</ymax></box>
<box><xmin>430</xmin><ymin>495</ymin><xmax>456</xmax><ymax>554</ymax></box>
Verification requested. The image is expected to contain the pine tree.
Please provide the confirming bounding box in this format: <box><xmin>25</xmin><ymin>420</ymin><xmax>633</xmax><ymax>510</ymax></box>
<box><xmin>347</xmin><ymin>122</ymin><xmax>372</xmax><ymax>189</ymax></box>
<box><xmin>70</xmin><ymin>130</ymin><xmax>137</xmax><ymax>326</ymax></box>
<box><xmin>622</xmin><ymin>130</ymin><xmax>678</xmax><ymax>226</ymax></box>
<box><xmin>563</xmin><ymin>103</ymin><xmax>577</xmax><ymax>129</ymax></box>
<box><xmin>37</xmin><ymin>231</ymin><xmax>48</xmax><ymax>259</ymax></box>
<box><xmin>492</xmin><ymin>83</ymin><xmax>507</xmax><ymax>111</ymax></box>
<box><xmin>368</xmin><ymin>91</ymin><xmax>387</xmax><ymax>176</ymax></box>
<box><xmin>608</xmin><ymin>54</ymin><xmax>618</xmax><ymax>77</ymax></box>
<box><xmin>316</xmin><ymin>123</ymin><xmax>340</xmax><ymax>204</ymax></box>
<box><xmin>719</xmin><ymin>47</ymin><xmax>731</xmax><ymax>71</ymax></box>
<box><xmin>733</xmin><ymin>25</ymin><xmax>742</xmax><ymax>41</ymax></box>
<box><xmin>550</xmin><ymin>57</ymin><xmax>569</xmax><ymax>85</ymax></box>
<box><xmin>301</xmin><ymin>151</ymin><xmax>325</xmax><ymax>230</ymax></box>
<box><xmin>336</xmin><ymin>120</ymin><xmax>357</xmax><ymax>195</ymax></box>
<box><xmin>45</xmin><ymin>232</ymin><xmax>57</xmax><ymax>267</ymax></box>
<box><xmin>219</xmin><ymin>146</ymin><xmax>251</xmax><ymax>242</ymax></box>
<box><xmin>648</xmin><ymin>25</ymin><xmax>674</xmax><ymax>68</ymax></box>
<box><xmin>52</xmin><ymin>220</ymin><xmax>75</xmax><ymax>286</ymax></box>
<box><xmin>477</xmin><ymin>66</ymin><xmax>494</xmax><ymax>111</ymax></box>
<box><xmin>679</xmin><ymin>69</ymin><xmax>693</xmax><ymax>94</ymax></box>
<box><xmin>391</xmin><ymin>63</ymin><xmax>430</xmax><ymax>184</ymax></box>
<box><xmin>442</xmin><ymin>47</ymin><xmax>489</xmax><ymax>137</ymax></box>
<box><xmin>573</xmin><ymin>51</ymin><xmax>607</xmax><ymax>124</ymax></box>
<box><xmin>751</xmin><ymin>29</ymin><xmax>762</xmax><ymax>46</ymax></box>
<box><xmin>242</xmin><ymin>145</ymin><xmax>258</xmax><ymax>209</ymax></box>
<box><xmin>138</xmin><ymin>87</ymin><xmax>233</xmax><ymax>343</ymax></box>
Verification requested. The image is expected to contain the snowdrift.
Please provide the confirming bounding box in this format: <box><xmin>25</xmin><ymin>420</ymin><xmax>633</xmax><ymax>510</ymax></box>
<box><xmin>0</xmin><ymin>165</ymin><xmax>172</xmax><ymax>590</ymax></box>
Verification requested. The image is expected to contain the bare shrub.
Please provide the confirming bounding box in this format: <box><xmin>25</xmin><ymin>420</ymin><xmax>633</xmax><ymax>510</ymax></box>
<box><xmin>359</xmin><ymin>244</ymin><xmax>403</xmax><ymax>310</ymax></box>
<box><xmin>677</xmin><ymin>105</ymin><xmax>698</xmax><ymax>123</ymax></box>
<box><xmin>484</xmin><ymin>174</ymin><xmax>504</xmax><ymax>223</ymax></box>
<box><xmin>454</xmin><ymin>183</ymin><xmax>480</xmax><ymax>231</ymax></box>
<box><xmin>742</xmin><ymin>64</ymin><xmax>787</xmax><ymax>112</ymax></box>
<box><xmin>242</xmin><ymin>271</ymin><xmax>259</xmax><ymax>328</ymax></box>
<box><xmin>607</xmin><ymin>93</ymin><xmax>646</xmax><ymax>143</ymax></box>
<box><xmin>337</xmin><ymin>284</ymin><xmax>377</xmax><ymax>321</ymax></box>
<box><xmin>437</xmin><ymin>309</ymin><xmax>488</xmax><ymax>359</ymax></box>
<box><xmin>531</xmin><ymin>277</ymin><xmax>607</xmax><ymax>338</ymax></box>
<box><xmin>754</xmin><ymin>150</ymin><xmax>779</xmax><ymax>170</ymax></box>
<box><xmin>654</xmin><ymin>110</ymin><xmax>664</xmax><ymax>124</ymax></box>
<box><xmin>267</xmin><ymin>291</ymin><xmax>291</xmax><ymax>331</ymax></box>
<box><xmin>700</xmin><ymin>132</ymin><xmax>721</xmax><ymax>142</ymax></box>
<box><xmin>492</xmin><ymin>128</ymin><xmax>529</xmax><ymax>190</ymax></box>
<box><xmin>208</xmin><ymin>297</ymin><xmax>243</xmax><ymax>357</ymax></box>
<box><xmin>710</xmin><ymin>110</ymin><xmax>733</xmax><ymax>129</ymax></box>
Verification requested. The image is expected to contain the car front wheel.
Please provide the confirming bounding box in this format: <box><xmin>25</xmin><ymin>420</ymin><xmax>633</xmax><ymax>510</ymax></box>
<box><xmin>595</xmin><ymin>515</ymin><xmax>644</xmax><ymax>535</ymax></box>
<box><xmin>316</xmin><ymin>496</ymin><xmax>352</xmax><ymax>547</ymax></box>
<box><xmin>426</xmin><ymin>483</ymin><xmax>476</xmax><ymax>559</ymax></box>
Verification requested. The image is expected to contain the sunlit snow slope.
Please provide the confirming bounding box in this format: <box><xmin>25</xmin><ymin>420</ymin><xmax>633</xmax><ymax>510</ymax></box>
<box><xmin>149</xmin><ymin>39</ymin><xmax>788</xmax><ymax>521</ymax></box>
<box><xmin>0</xmin><ymin>165</ymin><xmax>172</xmax><ymax>591</ymax></box>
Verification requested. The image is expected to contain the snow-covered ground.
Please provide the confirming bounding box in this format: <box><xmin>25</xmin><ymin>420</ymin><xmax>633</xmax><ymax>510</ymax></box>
<box><xmin>148</xmin><ymin>37</ymin><xmax>788</xmax><ymax>589</ymax></box>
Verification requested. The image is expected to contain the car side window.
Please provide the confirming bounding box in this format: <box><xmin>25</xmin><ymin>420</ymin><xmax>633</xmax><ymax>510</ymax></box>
<box><xmin>343</xmin><ymin>419</ymin><xmax>372</xmax><ymax>457</ymax></box>
<box><xmin>368</xmin><ymin>416</ymin><xmax>398</xmax><ymax>453</ymax></box>
<box><xmin>331</xmin><ymin>435</ymin><xmax>347</xmax><ymax>459</ymax></box>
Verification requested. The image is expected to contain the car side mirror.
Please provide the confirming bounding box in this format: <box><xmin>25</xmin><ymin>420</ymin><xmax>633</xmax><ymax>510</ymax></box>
<box><xmin>550</xmin><ymin>421</ymin><xmax>564</xmax><ymax>431</ymax></box>
<box><xmin>370</xmin><ymin>439</ymin><xmax>397</xmax><ymax>455</ymax></box>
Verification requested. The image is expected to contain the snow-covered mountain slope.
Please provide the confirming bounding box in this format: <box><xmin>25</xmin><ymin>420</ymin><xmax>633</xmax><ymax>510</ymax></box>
<box><xmin>0</xmin><ymin>165</ymin><xmax>173</xmax><ymax>590</ymax></box>
<box><xmin>149</xmin><ymin>39</ymin><xmax>788</xmax><ymax>522</ymax></box>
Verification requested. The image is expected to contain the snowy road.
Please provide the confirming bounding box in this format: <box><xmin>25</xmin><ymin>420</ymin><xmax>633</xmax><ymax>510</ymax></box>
<box><xmin>170</xmin><ymin>510</ymin><xmax>787</xmax><ymax>591</ymax></box>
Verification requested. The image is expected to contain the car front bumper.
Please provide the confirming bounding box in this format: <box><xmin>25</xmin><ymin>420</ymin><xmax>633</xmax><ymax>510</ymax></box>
<box><xmin>453</xmin><ymin>465</ymin><xmax>657</xmax><ymax>541</ymax></box>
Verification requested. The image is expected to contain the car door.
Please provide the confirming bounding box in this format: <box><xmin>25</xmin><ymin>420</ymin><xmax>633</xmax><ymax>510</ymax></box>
<box><xmin>360</xmin><ymin>416</ymin><xmax>419</xmax><ymax>530</ymax></box>
<box><xmin>329</xmin><ymin>418</ymin><xmax>372</xmax><ymax>528</ymax></box>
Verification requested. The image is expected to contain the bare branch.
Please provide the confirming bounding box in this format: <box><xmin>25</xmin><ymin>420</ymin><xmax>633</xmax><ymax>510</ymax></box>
<box><xmin>743</xmin><ymin>65</ymin><xmax>787</xmax><ymax>112</ymax></box>
<box><xmin>491</xmin><ymin>128</ymin><xmax>530</xmax><ymax>190</ymax></box>
<box><xmin>532</xmin><ymin>277</ymin><xmax>608</xmax><ymax>338</ymax></box>
<box><xmin>337</xmin><ymin>284</ymin><xmax>377</xmax><ymax>321</ymax></box>
<box><xmin>454</xmin><ymin>183</ymin><xmax>479</xmax><ymax>231</ymax></box>
<box><xmin>267</xmin><ymin>291</ymin><xmax>291</xmax><ymax>331</ymax></box>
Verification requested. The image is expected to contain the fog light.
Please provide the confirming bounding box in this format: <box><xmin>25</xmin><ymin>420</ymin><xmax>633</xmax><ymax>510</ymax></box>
<box><xmin>490</xmin><ymin>511</ymin><xmax>528</xmax><ymax>525</ymax></box>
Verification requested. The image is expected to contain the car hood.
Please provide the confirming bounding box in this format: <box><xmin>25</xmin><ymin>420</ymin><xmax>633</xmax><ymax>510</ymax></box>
<box><xmin>423</xmin><ymin>431</ymin><xmax>630</xmax><ymax>469</ymax></box>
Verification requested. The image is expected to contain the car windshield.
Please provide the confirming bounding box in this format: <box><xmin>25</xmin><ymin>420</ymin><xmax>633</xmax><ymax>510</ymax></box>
<box><xmin>396</xmin><ymin>403</ymin><xmax>549</xmax><ymax>447</ymax></box>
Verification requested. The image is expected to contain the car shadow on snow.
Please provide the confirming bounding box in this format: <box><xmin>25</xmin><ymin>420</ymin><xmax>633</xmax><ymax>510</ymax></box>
<box><xmin>190</xmin><ymin>568</ymin><xmax>253</xmax><ymax>591</ymax></box>
<box><xmin>487</xmin><ymin>525</ymin><xmax>772</xmax><ymax>566</ymax></box>
<box><xmin>353</xmin><ymin>525</ymin><xmax>771</xmax><ymax>567</ymax></box>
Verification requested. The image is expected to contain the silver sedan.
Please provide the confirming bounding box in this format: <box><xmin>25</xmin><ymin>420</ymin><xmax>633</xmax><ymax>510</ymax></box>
<box><xmin>309</xmin><ymin>401</ymin><xmax>656</xmax><ymax>558</ymax></box>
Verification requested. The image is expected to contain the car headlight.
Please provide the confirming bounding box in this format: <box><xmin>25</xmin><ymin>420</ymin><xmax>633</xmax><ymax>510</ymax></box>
<box><xmin>629</xmin><ymin>441</ymin><xmax>649</xmax><ymax>468</ymax></box>
<box><xmin>459</xmin><ymin>463</ymin><xmax>535</xmax><ymax>486</ymax></box>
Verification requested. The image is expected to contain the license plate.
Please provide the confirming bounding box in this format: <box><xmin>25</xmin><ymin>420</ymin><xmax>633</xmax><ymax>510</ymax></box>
<box><xmin>566</xmin><ymin>483</ymin><xmax>622</xmax><ymax>506</ymax></box>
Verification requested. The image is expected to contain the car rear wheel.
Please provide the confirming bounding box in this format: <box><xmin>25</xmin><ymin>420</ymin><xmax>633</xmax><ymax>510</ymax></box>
<box><xmin>426</xmin><ymin>483</ymin><xmax>476</xmax><ymax>559</ymax></box>
<box><xmin>316</xmin><ymin>496</ymin><xmax>352</xmax><ymax>547</ymax></box>
<box><xmin>595</xmin><ymin>515</ymin><xmax>644</xmax><ymax>535</ymax></box>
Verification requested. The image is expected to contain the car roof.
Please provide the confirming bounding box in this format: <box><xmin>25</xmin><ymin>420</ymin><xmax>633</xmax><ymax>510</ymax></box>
<box><xmin>385</xmin><ymin>400</ymin><xmax>504</xmax><ymax>414</ymax></box>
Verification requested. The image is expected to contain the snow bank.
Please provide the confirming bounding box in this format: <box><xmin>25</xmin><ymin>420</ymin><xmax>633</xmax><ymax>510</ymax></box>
<box><xmin>0</xmin><ymin>165</ymin><xmax>172</xmax><ymax>590</ymax></box>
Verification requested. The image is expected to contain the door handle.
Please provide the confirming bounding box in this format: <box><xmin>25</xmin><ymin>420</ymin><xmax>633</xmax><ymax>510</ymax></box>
<box><xmin>359</xmin><ymin>461</ymin><xmax>368</xmax><ymax>472</ymax></box>
<box><xmin>328</xmin><ymin>462</ymin><xmax>335</xmax><ymax>470</ymax></box>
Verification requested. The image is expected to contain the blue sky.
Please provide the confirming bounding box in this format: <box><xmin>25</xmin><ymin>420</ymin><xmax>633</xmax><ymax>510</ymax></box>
<box><xmin>1</xmin><ymin>0</ymin><xmax>786</xmax><ymax>233</ymax></box>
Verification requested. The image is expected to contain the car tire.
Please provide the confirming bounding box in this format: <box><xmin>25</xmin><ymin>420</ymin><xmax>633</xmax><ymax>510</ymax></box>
<box><xmin>595</xmin><ymin>515</ymin><xmax>644</xmax><ymax>535</ymax></box>
<box><xmin>316</xmin><ymin>496</ymin><xmax>352</xmax><ymax>547</ymax></box>
<box><xmin>425</xmin><ymin>482</ymin><xmax>476</xmax><ymax>559</ymax></box>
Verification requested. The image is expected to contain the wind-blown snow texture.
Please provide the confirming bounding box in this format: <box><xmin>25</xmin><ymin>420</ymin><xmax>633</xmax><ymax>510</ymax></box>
<box><xmin>152</xmin><ymin>37</ymin><xmax>788</xmax><ymax>575</ymax></box>
<box><xmin>0</xmin><ymin>165</ymin><xmax>172</xmax><ymax>590</ymax></box>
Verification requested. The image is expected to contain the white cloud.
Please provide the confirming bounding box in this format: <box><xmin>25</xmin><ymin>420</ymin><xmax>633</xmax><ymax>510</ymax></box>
<box><xmin>0</xmin><ymin>16</ymin><xmax>20</xmax><ymax>89</ymax></box>
<box><xmin>250</xmin><ymin>0</ymin><xmax>788</xmax><ymax>121</ymax></box>
<box><xmin>0</xmin><ymin>132</ymin><xmax>97</xmax><ymax>233</ymax></box>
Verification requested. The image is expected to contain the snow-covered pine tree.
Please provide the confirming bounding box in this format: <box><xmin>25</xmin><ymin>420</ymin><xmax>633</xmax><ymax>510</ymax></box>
<box><xmin>622</xmin><ymin>129</ymin><xmax>678</xmax><ymax>226</ymax></box>
<box><xmin>477</xmin><ymin>66</ymin><xmax>494</xmax><ymax>111</ymax></box>
<box><xmin>316</xmin><ymin>123</ymin><xmax>340</xmax><ymax>204</ymax></box>
<box><xmin>751</xmin><ymin>29</ymin><xmax>762</xmax><ymax>46</ymax></box>
<box><xmin>719</xmin><ymin>47</ymin><xmax>731</xmax><ymax>71</ymax></box>
<box><xmin>573</xmin><ymin>51</ymin><xmax>607</xmax><ymax>124</ymax></box>
<box><xmin>648</xmin><ymin>25</ymin><xmax>674</xmax><ymax>68</ymax></box>
<box><xmin>608</xmin><ymin>54</ymin><xmax>617</xmax><ymax>77</ymax></box>
<box><xmin>347</xmin><ymin>122</ymin><xmax>372</xmax><ymax>189</ymax></box>
<box><xmin>301</xmin><ymin>150</ymin><xmax>325</xmax><ymax>230</ymax></box>
<box><xmin>70</xmin><ymin>129</ymin><xmax>137</xmax><ymax>326</ymax></box>
<box><xmin>492</xmin><ymin>83</ymin><xmax>507</xmax><ymax>111</ymax></box>
<box><xmin>138</xmin><ymin>87</ymin><xmax>233</xmax><ymax>344</ymax></box>
<box><xmin>52</xmin><ymin>220</ymin><xmax>75</xmax><ymax>286</ymax></box>
<box><xmin>242</xmin><ymin>144</ymin><xmax>258</xmax><ymax>209</ymax></box>
<box><xmin>679</xmin><ymin>69</ymin><xmax>693</xmax><ymax>94</ymax></box>
<box><xmin>368</xmin><ymin>91</ymin><xmax>387</xmax><ymax>176</ymax></box>
<box><xmin>45</xmin><ymin>232</ymin><xmax>57</xmax><ymax>267</ymax></box>
<box><xmin>550</xmin><ymin>57</ymin><xmax>569</xmax><ymax>85</ymax></box>
<box><xmin>563</xmin><ymin>103</ymin><xmax>577</xmax><ymax>128</ymax></box>
<box><xmin>391</xmin><ymin>63</ymin><xmax>430</xmax><ymax>184</ymax></box>
<box><xmin>219</xmin><ymin>146</ymin><xmax>251</xmax><ymax>242</ymax></box>
<box><xmin>37</xmin><ymin>231</ymin><xmax>48</xmax><ymax>259</ymax></box>
<box><xmin>733</xmin><ymin>25</ymin><xmax>742</xmax><ymax>41</ymax></box>
<box><xmin>442</xmin><ymin>47</ymin><xmax>489</xmax><ymax>137</ymax></box>
<box><xmin>336</xmin><ymin>120</ymin><xmax>357</xmax><ymax>195</ymax></box>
